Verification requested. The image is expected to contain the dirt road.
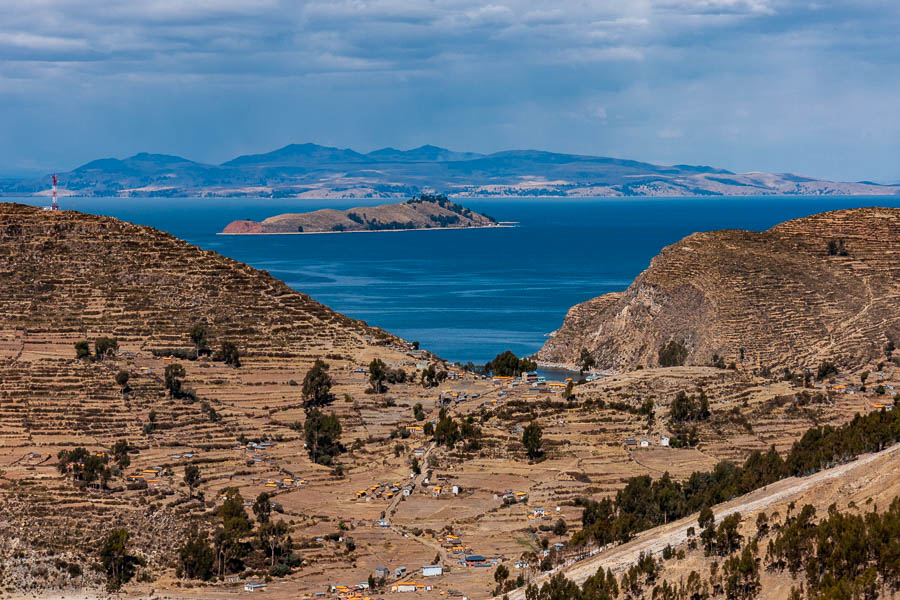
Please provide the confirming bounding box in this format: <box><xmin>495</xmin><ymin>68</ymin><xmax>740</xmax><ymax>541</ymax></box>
<box><xmin>500</xmin><ymin>442</ymin><xmax>900</xmax><ymax>600</ymax></box>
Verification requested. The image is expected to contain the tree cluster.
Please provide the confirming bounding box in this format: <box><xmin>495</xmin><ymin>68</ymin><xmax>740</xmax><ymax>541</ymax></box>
<box><xmin>485</xmin><ymin>350</ymin><xmax>537</xmax><ymax>377</ymax></box>
<box><xmin>100</xmin><ymin>528</ymin><xmax>143</xmax><ymax>591</ymax></box>
<box><xmin>74</xmin><ymin>337</ymin><xmax>119</xmax><ymax>361</ymax></box>
<box><xmin>522</xmin><ymin>421</ymin><xmax>544</xmax><ymax>460</ymax></box>
<box><xmin>669</xmin><ymin>388</ymin><xmax>711</xmax><ymax>423</ymax></box>
<box><xmin>827</xmin><ymin>238</ymin><xmax>850</xmax><ymax>256</ymax></box>
<box><xmin>524</xmin><ymin>568</ymin><xmax>618</xmax><ymax>600</ymax></box>
<box><xmin>57</xmin><ymin>447</ymin><xmax>111</xmax><ymax>489</ymax></box>
<box><xmin>421</xmin><ymin>363</ymin><xmax>448</xmax><ymax>388</ymax></box>
<box><xmin>178</xmin><ymin>487</ymin><xmax>297</xmax><ymax>581</ymax></box>
<box><xmin>572</xmin><ymin>406</ymin><xmax>900</xmax><ymax>549</ymax></box>
<box><xmin>433</xmin><ymin>407</ymin><xmax>481</xmax><ymax>449</ymax></box>
<box><xmin>767</xmin><ymin>498</ymin><xmax>900</xmax><ymax>598</ymax></box>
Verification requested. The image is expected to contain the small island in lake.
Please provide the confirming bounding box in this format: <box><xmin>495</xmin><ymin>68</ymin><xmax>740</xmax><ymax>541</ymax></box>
<box><xmin>222</xmin><ymin>194</ymin><xmax>504</xmax><ymax>234</ymax></box>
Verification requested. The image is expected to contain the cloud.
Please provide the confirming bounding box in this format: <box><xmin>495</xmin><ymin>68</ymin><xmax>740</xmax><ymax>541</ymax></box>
<box><xmin>0</xmin><ymin>0</ymin><xmax>897</xmax><ymax>182</ymax></box>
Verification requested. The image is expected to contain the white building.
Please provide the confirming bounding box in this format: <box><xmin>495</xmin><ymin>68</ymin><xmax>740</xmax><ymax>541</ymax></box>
<box><xmin>423</xmin><ymin>564</ymin><xmax>443</xmax><ymax>577</ymax></box>
<box><xmin>244</xmin><ymin>582</ymin><xmax>267</xmax><ymax>592</ymax></box>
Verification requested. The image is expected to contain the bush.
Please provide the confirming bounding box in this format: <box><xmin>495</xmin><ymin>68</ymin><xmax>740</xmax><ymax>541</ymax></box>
<box><xmin>115</xmin><ymin>370</ymin><xmax>130</xmax><ymax>388</ymax></box>
<box><xmin>219</xmin><ymin>341</ymin><xmax>241</xmax><ymax>367</ymax></box>
<box><xmin>816</xmin><ymin>361</ymin><xmax>838</xmax><ymax>380</ymax></box>
<box><xmin>151</xmin><ymin>348</ymin><xmax>198</xmax><ymax>360</ymax></box>
<box><xmin>75</xmin><ymin>340</ymin><xmax>91</xmax><ymax>359</ymax></box>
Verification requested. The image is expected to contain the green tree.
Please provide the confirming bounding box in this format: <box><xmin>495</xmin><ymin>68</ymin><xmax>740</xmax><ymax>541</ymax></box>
<box><xmin>94</xmin><ymin>337</ymin><xmax>119</xmax><ymax>360</ymax></box>
<box><xmin>494</xmin><ymin>563</ymin><xmax>509</xmax><ymax>584</ymax></box>
<box><xmin>413</xmin><ymin>403</ymin><xmax>425</xmax><ymax>421</ymax></box>
<box><xmin>722</xmin><ymin>541</ymin><xmax>760</xmax><ymax>600</ymax></box>
<box><xmin>189</xmin><ymin>322</ymin><xmax>208</xmax><ymax>352</ymax></box>
<box><xmin>579</xmin><ymin>348</ymin><xmax>596</xmax><ymax>375</ymax></box>
<box><xmin>214</xmin><ymin>490</ymin><xmax>251</xmax><ymax>576</ymax></box>
<box><xmin>369</xmin><ymin>358</ymin><xmax>387</xmax><ymax>393</ymax></box>
<box><xmin>99</xmin><ymin>528</ymin><xmax>140</xmax><ymax>591</ymax></box>
<box><xmin>433</xmin><ymin>408</ymin><xmax>460</xmax><ymax>447</ymax></box>
<box><xmin>421</xmin><ymin>364</ymin><xmax>448</xmax><ymax>388</ymax></box>
<box><xmin>253</xmin><ymin>492</ymin><xmax>272</xmax><ymax>525</ymax></box>
<box><xmin>115</xmin><ymin>369</ymin><xmax>130</xmax><ymax>393</ymax></box>
<box><xmin>485</xmin><ymin>350</ymin><xmax>537</xmax><ymax>377</ymax></box>
<box><xmin>110</xmin><ymin>439</ymin><xmax>131</xmax><ymax>470</ymax></box>
<box><xmin>184</xmin><ymin>464</ymin><xmax>201</xmax><ymax>499</ymax></box>
<box><xmin>304</xmin><ymin>409</ymin><xmax>343</xmax><ymax>465</ymax></box>
<box><xmin>75</xmin><ymin>340</ymin><xmax>91</xmax><ymax>359</ymax></box>
<box><xmin>715</xmin><ymin>513</ymin><xmax>743</xmax><ymax>556</ymax></box>
<box><xmin>220</xmin><ymin>341</ymin><xmax>241</xmax><ymax>367</ymax></box>
<box><xmin>522</xmin><ymin>421</ymin><xmax>543</xmax><ymax>460</ymax></box>
<box><xmin>553</xmin><ymin>518</ymin><xmax>567</xmax><ymax>536</ymax></box>
<box><xmin>179</xmin><ymin>524</ymin><xmax>215</xmax><ymax>581</ymax></box>
<box><xmin>258</xmin><ymin>519</ymin><xmax>289</xmax><ymax>567</ymax></box>
<box><xmin>164</xmin><ymin>363</ymin><xmax>186</xmax><ymax>397</ymax></box>
<box><xmin>302</xmin><ymin>359</ymin><xmax>333</xmax><ymax>408</ymax></box>
<box><xmin>412</xmin><ymin>457</ymin><xmax>421</xmax><ymax>475</ymax></box>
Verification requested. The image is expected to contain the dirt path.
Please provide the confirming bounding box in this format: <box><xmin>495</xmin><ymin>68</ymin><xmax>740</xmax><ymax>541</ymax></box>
<box><xmin>500</xmin><ymin>442</ymin><xmax>900</xmax><ymax>600</ymax></box>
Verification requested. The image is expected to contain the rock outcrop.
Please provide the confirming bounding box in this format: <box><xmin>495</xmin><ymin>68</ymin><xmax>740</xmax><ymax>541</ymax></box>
<box><xmin>538</xmin><ymin>207</ymin><xmax>900</xmax><ymax>373</ymax></box>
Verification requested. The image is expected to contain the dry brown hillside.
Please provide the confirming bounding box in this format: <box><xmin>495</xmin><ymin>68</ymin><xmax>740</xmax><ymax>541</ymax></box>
<box><xmin>538</xmin><ymin>207</ymin><xmax>900</xmax><ymax>373</ymax></box>
<box><xmin>2</xmin><ymin>203</ymin><xmax>897</xmax><ymax>600</ymax></box>
<box><xmin>0</xmin><ymin>203</ymin><xmax>389</xmax><ymax>357</ymax></box>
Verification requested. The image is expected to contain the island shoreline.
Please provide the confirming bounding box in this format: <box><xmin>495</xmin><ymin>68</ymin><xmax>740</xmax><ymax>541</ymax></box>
<box><xmin>218</xmin><ymin>223</ymin><xmax>518</xmax><ymax>235</ymax></box>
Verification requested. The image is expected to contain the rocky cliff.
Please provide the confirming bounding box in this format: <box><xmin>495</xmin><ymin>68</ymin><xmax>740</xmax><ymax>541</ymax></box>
<box><xmin>537</xmin><ymin>207</ymin><xmax>900</xmax><ymax>373</ymax></box>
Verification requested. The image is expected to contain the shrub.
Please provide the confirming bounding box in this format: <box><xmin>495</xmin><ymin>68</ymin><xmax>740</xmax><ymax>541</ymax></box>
<box><xmin>75</xmin><ymin>340</ymin><xmax>90</xmax><ymax>359</ymax></box>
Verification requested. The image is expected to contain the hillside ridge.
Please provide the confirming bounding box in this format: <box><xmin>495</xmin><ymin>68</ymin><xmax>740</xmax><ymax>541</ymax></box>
<box><xmin>537</xmin><ymin>207</ymin><xmax>900</xmax><ymax>373</ymax></box>
<box><xmin>4</xmin><ymin>142</ymin><xmax>899</xmax><ymax>198</ymax></box>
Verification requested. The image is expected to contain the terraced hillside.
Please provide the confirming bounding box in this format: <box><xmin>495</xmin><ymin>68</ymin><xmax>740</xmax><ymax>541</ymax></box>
<box><xmin>538</xmin><ymin>207</ymin><xmax>900</xmax><ymax>373</ymax></box>
<box><xmin>1</xmin><ymin>203</ymin><xmax>897</xmax><ymax>600</ymax></box>
<box><xmin>0</xmin><ymin>203</ymin><xmax>388</xmax><ymax>356</ymax></box>
<box><xmin>0</xmin><ymin>203</ymin><xmax>423</xmax><ymax>595</ymax></box>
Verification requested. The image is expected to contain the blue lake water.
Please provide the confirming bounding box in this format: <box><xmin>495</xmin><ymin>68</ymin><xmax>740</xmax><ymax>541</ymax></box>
<box><xmin>7</xmin><ymin>195</ymin><xmax>900</xmax><ymax>364</ymax></box>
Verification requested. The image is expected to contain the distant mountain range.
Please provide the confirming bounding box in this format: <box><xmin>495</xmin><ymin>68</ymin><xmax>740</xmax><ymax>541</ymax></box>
<box><xmin>3</xmin><ymin>143</ymin><xmax>898</xmax><ymax>198</ymax></box>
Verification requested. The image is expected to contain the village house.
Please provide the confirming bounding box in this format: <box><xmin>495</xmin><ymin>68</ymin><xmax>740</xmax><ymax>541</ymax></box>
<box><xmin>244</xmin><ymin>582</ymin><xmax>267</xmax><ymax>592</ymax></box>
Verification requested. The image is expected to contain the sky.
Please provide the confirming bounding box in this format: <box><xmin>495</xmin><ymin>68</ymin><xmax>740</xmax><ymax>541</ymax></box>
<box><xmin>0</xmin><ymin>0</ymin><xmax>898</xmax><ymax>182</ymax></box>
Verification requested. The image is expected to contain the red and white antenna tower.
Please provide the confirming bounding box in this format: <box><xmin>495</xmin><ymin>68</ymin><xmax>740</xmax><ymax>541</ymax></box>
<box><xmin>51</xmin><ymin>174</ymin><xmax>59</xmax><ymax>210</ymax></box>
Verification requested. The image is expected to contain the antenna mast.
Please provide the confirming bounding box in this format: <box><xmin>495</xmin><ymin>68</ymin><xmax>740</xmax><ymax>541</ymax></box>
<box><xmin>51</xmin><ymin>174</ymin><xmax>59</xmax><ymax>210</ymax></box>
